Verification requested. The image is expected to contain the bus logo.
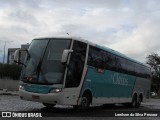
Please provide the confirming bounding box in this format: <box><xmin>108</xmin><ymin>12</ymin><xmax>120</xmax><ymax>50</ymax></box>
<box><xmin>113</xmin><ymin>73</ymin><xmax>128</xmax><ymax>86</ymax></box>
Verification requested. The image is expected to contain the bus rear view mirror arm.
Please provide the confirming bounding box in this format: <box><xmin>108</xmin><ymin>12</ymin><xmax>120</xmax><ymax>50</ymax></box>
<box><xmin>61</xmin><ymin>49</ymin><xmax>73</xmax><ymax>63</ymax></box>
<box><xmin>14</xmin><ymin>60</ymin><xmax>26</xmax><ymax>67</ymax></box>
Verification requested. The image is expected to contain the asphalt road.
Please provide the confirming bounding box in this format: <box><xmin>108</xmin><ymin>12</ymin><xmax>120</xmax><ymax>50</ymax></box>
<box><xmin>0</xmin><ymin>95</ymin><xmax>160</xmax><ymax>120</ymax></box>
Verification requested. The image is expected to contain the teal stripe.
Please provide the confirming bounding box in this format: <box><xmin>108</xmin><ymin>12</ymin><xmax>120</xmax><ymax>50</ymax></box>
<box><xmin>23</xmin><ymin>84</ymin><xmax>53</xmax><ymax>94</ymax></box>
<box><xmin>81</xmin><ymin>67</ymin><xmax>136</xmax><ymax>98</ymax></box>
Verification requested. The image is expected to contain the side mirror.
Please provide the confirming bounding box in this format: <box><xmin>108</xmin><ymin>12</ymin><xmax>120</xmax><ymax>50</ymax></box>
<box><xmin>14</xmin><ymin>49</ymin><xmax>20</xmax><ymax>63</ymax></box>
<box><xmin>14</xmin><ymin>49</ymin><xmax>29</xmax><ymax>67</ymax></box>
<box><xmin>61</xmin><ymin>49</ymin><xmax>73</xmax><ymax>63</ymax></box>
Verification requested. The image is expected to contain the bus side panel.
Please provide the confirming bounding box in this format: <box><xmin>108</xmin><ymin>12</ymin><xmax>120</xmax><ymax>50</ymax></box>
<box><xmin>81</xmin><ymin>67</ymin><xmax>136</xmax><ymax>104</ymax></box>
<box><xmin>132</xmin><ymin>77</ymin><xmax>150</xmax><ymax>101</ymax></box>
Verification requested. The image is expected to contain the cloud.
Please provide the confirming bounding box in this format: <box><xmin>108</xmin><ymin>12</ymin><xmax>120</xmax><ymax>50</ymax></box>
<box><xmin>0</xmin><ymin>0</ymin><xmax>160</xmax><ymax>63</ymax></box>
<box><xmin>109</xmin><ymin>16</ymin><xmax>160</xmax><ymax>62</ymax></box>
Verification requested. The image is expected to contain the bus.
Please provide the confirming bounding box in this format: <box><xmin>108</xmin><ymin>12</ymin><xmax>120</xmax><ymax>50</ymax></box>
<box><xmin>14</xmin><ymin>37</ymin><xmax>151</xmax><ymax>110</ymax></box>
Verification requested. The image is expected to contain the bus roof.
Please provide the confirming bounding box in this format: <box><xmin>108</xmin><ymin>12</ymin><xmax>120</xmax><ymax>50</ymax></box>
<box><xmin>33</xmin><ymin>37</ymin><xmax>148</xmax><ymax>68</ymax></box>
<box><xmin>73</xmin><ymin>37</ymin><xmax>148</xmax><ymax>67</ymax></box>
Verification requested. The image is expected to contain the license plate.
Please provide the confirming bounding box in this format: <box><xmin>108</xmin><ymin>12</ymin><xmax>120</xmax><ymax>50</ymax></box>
<box><xmin>32</xmin><ymin>95</ymin><xmax>40</xmax><ymax>99</ymax></box>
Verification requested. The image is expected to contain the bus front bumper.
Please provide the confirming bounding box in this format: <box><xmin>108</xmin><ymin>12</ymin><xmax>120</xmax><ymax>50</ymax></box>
<box><xmin>19</xmin><ymin>89</ymin><xmax>63</xmax><ymax>105</ymax></box>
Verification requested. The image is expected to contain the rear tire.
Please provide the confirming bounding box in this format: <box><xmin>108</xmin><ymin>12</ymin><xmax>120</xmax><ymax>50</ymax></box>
<box><xmin>136</xmin><ymin>96</ymin><xmax>142</xmax><ymax>108</ymax></box>
<box><xmin>125</xmin><ymin>94</ymin><xmax>137</xmax><ymax>108</ymax></box>
<box><xmin>42</xmin><ymin>103</ymin><xmax>56</xmax><ymax>108</ymax></box>
<box><xmin>132</xmin><ymin>95</ymin><xmax>137</xmax><ymax>107</ymax></box>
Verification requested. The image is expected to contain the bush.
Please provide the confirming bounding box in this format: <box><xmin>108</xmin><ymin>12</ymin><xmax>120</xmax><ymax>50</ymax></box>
<box><xmin>0</xmin><ymin>63</ymin><xmax>22</xmax><ymax>80</ymax></box>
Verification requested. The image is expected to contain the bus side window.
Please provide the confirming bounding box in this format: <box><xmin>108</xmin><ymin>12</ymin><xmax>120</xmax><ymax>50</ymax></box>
<box><xmin>135</xmin><ymin>64</ymin><xmax>142</xmax><ymax>78</ymax></box>
<box><xmin>101</xmin><ymin>51</ymin><xmax>108</xmax><ymax>69</ymax></box>
<box><xmin>141</xmin><ymin>66</ymin><xmax>146</xmax><ymax>78</ymax></box>
<box><xmin>106</xmin><ymin>53</ymin><xmax>116</xmax><ymax>71</ymax></box>
<box><xmin>116</xmin><ymin>56</ymin><xmax>126</xmax><ymax>73</ymax></box>
<box><xmin>88</xmin><ymin>46</ymin><xmax>103</xmax><ymax>69</ymax></box>
<box><xmin>146</xmin><ymin>67</ymin><xmax>151</xmax><ymax>79</ymax></box>
<box><xmin>125</xmin><ymin>61</ymin><xmax>135</xmax><ymax>76</ymax></box>
<box><xmin>88</xmin><ymin>47</ymin><xmax>116</xmax><ymax>71</ymax></box>
<box><xmin>115</xmin><ymin>56</ymin><xmax>122</xmax><ymax>72</ymax></box>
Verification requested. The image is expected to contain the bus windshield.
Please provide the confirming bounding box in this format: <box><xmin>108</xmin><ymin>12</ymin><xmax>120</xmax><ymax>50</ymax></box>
<box><xmin>22</xmin><ymin>39</ymin><xmax>71</xmax><ymax>85</ymax></box>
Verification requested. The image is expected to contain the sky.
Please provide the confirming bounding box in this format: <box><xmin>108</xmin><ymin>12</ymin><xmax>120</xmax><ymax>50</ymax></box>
<box><xmin>0</xmin><ymin>0</ymin><xmax>160</xmax><ymax>63</ymax></box>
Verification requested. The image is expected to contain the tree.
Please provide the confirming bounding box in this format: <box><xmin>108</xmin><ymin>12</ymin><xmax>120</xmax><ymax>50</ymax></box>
<box><xmin>146</xmin><ymin>53</ymin><xmax>160</xmax><ymax>77</ymax></box>
<box><xmin>146</xmin><ymin>53</ymin><xmax>160</xmax><ymax>94</ymax></box>
<box><xmin>0</xmin><ymin>63</ymin><xmax>22</xmax><ymax>80</ymax></box>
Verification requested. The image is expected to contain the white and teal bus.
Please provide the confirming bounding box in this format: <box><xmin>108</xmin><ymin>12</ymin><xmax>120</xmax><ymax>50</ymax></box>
<box><xmin>14</xmin><ymin>37</ymin><xmax>151</xmax><ymax>110</ymax></box>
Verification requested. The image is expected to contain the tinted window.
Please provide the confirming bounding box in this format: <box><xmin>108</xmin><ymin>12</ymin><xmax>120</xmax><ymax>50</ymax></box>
<box><xmin>87</xmin><ymin>46</ymin><xmax>151</xmax><ymax>79</ymax></box>
<box><xmin>88</xmin><ymin>46</ymin><xmax>116</xmax><ymax>70</ymax></box>
<box><xmin>88</xmin><ymin>47</ymin><xmax>103</xmax><ymax>68</ymax></box>
<box><xmin>116</xmin><ymin>56</ymin><xmax>126</xmax><ymax>73</ymax></box>
<box><xmin>104</xmin><ymin>52</ymin><xmax>116</xmax><ymax>71</ymax></box>
<box><xmin>135</xmin><ymin>64</ymin><xmax>143</xmax><ymax>78</ymax></box>
<box><xmin>146</xmin><ymin>67</ymin><xmax>151</xmax><ymax>78</ymax></box>
<box><xmin>126</xmin><ymin>61</ymin><xmax>135</xmax><ymax>75</ymax></box>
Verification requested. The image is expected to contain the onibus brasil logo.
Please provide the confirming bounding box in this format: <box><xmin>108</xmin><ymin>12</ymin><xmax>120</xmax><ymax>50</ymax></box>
<box><xmin>1</xmin><ymin>112</ymin><xmax>42</xmax><ymax>118</ymax></box>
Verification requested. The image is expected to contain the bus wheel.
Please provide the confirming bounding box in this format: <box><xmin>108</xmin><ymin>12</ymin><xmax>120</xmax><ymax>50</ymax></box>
<box><xmin>81</xmin><ymin>94</ymin><xmax>90</xmax><ymax>109</ymax></box>
<box><xmin>136</xmin><ymin>96</ymin><xmax>142</xmax><ymax>108</ymax></box>
<box><xmin>74</xmin><ymin>93</ymin><xmax>91</xmax><ymax>111</ymax></box>
<box><xmin>125</xmin><ymin>94</ymin><xmax>137</xmax><ymax>108</ymax></box>
<box><xmin>42</xmin><ymin>103</ymin><xmax>56</xmax><ymax>108</ymax></box>
<box><xmin>131</xmin><ymin>94</ymin><xmax>137</xmax><ymax>108</ymax></box>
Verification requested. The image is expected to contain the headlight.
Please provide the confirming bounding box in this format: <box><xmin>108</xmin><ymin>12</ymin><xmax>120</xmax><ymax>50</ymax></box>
<box><xmin>50</xmin><ymin>88</ymin><xmax>62</xmax><ymax>93</ymax></box>
<box><xmin>19</xmin><ymin>85</ymin><xmax>24</xmax><ymax>90</ymax></box>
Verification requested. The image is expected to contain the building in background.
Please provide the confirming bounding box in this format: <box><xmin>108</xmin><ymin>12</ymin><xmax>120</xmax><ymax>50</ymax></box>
<box><xmin>21</xmin><ymin>43</ymin><xmax>30</xmax><ymax>49</ymax></box>
<box><xmin>20</xmin><ymin>43</ymin><xmax>30</xmax><ymax>64</ymax></box>
<box><xmin>7</xmin><ymin>43</ymin><xmax>30</xmax><ymax>64</ymax></box>
<box><xmin>7</xmin><ymin>48</ymin><xmax>20</xmax><ymax>64</ymax></box>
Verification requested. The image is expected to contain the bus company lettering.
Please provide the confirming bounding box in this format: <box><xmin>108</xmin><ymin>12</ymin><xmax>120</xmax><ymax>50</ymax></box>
<box><xmin>113</xmin><ymin>73</ymin><xmax>128</xmax><ymax>86</ymax></box>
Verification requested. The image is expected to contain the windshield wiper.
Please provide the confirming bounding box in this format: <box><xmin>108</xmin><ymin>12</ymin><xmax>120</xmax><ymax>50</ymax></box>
<box><xmin>36</xmin><ymin>59</ymin><xmax>42</xmax><ymax>78</ymax></box>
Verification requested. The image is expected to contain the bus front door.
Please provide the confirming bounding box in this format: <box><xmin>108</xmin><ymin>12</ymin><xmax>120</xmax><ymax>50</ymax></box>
<box><xmin>63</xmin><ymin>40</ymin><xmax>87</xmax><ymax>105</ymax></box>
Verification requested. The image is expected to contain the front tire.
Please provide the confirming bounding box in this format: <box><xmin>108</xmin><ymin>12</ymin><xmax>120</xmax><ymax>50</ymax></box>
<box><xmin>73</xmin><ymin>93</ymin><xmax>91</xmax><ymax>111</ymax></box>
